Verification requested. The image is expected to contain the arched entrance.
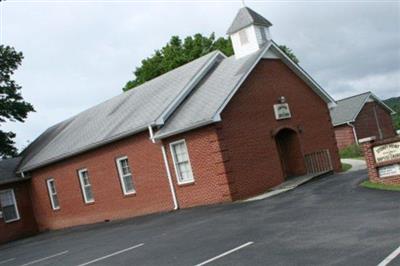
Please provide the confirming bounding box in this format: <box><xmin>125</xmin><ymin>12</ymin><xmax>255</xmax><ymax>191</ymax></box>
<box><xmin>275</xmin><ymin>128</ymin><xmax>306</xmax><ymax>179</ymax></box>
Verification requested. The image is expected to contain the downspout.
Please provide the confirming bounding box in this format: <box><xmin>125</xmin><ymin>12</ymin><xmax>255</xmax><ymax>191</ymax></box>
<box><xmin>347</xmin><ymin>122</ymin><xmax>358</xmax><ymax>145</ymax></box>
<box><xmin>372</xmin><ymin>104</ymin><xmax>383</xmax><ymax>139</ymax></box>
<box><xmin>161</xmin><ymin>145</ymin><xmax>178</xmax><ymax>210</ymax></box>
<box><xmin>148</xmin><ymin>125</ymin><xmax>156</xmax><ymax>143</ymax></box>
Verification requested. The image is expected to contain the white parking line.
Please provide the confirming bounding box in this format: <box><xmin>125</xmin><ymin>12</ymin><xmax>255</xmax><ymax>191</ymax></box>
<box><xmin>0</xmin><ymin>258</ymin><xmax>15</xmax><ymax>265</ymax></box>
<box><xmin>377</xmin><ymin>245</ymin><xmax>400</xmax><ymax>266</ymax></box>
<box><xmin>77</xmin><ymin>243</ymin><xmax>144</xmax><ymax>266</ymax></box>
<box><xmin>194</xmin><ymin>241</ymin><xmax>254</xmax><ymax>266</ymax></box>
<box><xmin>19</xmin><ymin>250</ymin><xmax>69</xmax><ymax>266</ymax></box>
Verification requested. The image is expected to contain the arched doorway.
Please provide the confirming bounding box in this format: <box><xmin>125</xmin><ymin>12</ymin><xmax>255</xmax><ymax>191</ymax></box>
<box><xmin>275</xmin><ymin>128</ymin><xmax>306</xmax><ymax>179</ymax></box>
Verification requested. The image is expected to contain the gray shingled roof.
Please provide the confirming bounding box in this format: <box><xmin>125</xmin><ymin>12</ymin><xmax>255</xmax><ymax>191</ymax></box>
<box><xmin>18</xmin><ymin>51</ymin><xmax>219</xmax><ymax>172</ymax></box>
<box><xmin>331</xmin><ymin>92</ymin><xmax>395</xmax><ymax>126</ymax></box>
<box><xmin>0</xmin><ymin>157</ymin><xmax>25</xmax><ymax>185</ymax></box>
<box><xmin>226</xmin><ymin>7</ymin><xmax>272</xmax><ymax>34</ymax></box>
<box><xmin>330</xmin><ymin>92</ymin><xmax>371</xmax><ymax>126</ymax></box>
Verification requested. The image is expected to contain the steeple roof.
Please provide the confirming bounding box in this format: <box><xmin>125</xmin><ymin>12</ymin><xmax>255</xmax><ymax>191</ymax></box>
<box><xmin>226</xmin><ymin>7</ymin><xmax>272</xmax><ymax>35</ymax></box>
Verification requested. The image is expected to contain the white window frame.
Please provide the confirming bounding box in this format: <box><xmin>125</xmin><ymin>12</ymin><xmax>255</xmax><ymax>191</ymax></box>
<box><xmin>46</xmin><ymin>178</ymin><xmax>60</xmax><ymax>210</ymax></box>
<box><xmin>78</xmin><ymin>168</ymin><xmax>94</xmax><ymax>204</ymax></box>
<box><xmin>0</xmin><ymin>189</ymin><xmax>20</xmax><ymax>223</ymax></box>
<box><xmin>116</xmin><ymin>156</ymin><xmax>136</xmax><ymax>195</ymax></box>
<box><xmin>170</xmin><ymin>139</ymin><xmax>195</xmax><ymax>185</ymax></box>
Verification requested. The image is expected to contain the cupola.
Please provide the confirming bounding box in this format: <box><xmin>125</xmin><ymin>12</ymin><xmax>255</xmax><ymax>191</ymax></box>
<box><xmin>227</xmin><ymin>7</ymin><xmax>272</xmax><ymax>59</ymax></box>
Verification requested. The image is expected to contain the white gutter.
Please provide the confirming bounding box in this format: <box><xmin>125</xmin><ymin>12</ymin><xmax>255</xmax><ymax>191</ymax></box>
<box><xmin>19</xmin><ymin>125</ymin><xmax>150</xmax><ymax>173</ymax></box>
<box><xmin>347</xmin><ymin>122</ymin><xmax>358</xmax><ymax>145</ymax></box>
<box><xmin>154</xmin><ymin>119</ymin><xmax>215</xmax><ymax>141</ymax></box>
<box><xmin>148</xmin><ymin>125</ymin><xmax>155</xmax><ymax>143</ymax></box>
<box><xmin>161</xmin><ymin>145</ymin><xmax>178</xmax><ymax>210</ymax></box>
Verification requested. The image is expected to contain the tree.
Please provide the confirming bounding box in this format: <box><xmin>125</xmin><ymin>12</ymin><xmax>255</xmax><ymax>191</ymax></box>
<box><xmin>124</xmin><ymin>33</ymin><xmax>233</xmax><ymax>91</ymax></box>
<box><xmin>384</xmin><ymin>96</ymin><xmax>400</xmax><ymax>130</ymax></box>
<box><xmin>124</xmin><ymin>33</ymin><xmax>299</xmax><ymax>91</ymax></box>
<box><xmin>279</xmin><ymin>45</ymin><xmax>299</xmax><ymax>64</ymax></box>
<box><xmin>0</xmin><ymin>45</ymin><xmax>35</xmax><ymax>158</ymax></box>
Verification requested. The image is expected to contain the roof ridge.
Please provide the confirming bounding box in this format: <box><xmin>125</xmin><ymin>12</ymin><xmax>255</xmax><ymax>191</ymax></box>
<box><xmin>40</xmin><ymin>50</ymin><xmax>223</xmax><ymax>130</ymax></box>
<box><xmin>17</xmin><ymin>50</ymin><xmax>224</xmax><ymax>172</ymax></box>
<box><xmin>154</xmin><ymin>50</ymin><xmax>224</xmax><ymax>125</ymax></box>
<box><xmin>336</xmin><ymin>91</ymin><xmax>371</xmax><ymax>102</ymax></box>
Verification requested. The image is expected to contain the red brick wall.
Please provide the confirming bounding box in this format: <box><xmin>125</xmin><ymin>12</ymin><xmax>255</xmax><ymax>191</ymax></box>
<box><xmin>0</xmin><ymin>181</ymin><xmax>38</xmax><ymax>245</ymax></box>
<box><xmin>162</xmin><ymin>125</ymin><xmax>232</xmax><ymax>209</ymax></box>
<box><xmin>334</xmin><ymin>125</ymin><xmax>356</xmax><ymax>149</ymax></box>
<box><xmin>29</xmin><ymin>131</ymin><xmax>174</xmax><ymax>231</ymax></box>
<box><xmin>217</xmin><ymin>59</ymin><xmax>341</xmax><ymax>200</ymax></box>
<box><xmin>354</xmin><ymin>102</ymin><xmax>395</xmax><ymax>140</ymax></box>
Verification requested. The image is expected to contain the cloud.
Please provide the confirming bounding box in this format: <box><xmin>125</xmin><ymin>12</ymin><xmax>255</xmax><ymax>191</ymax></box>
<box><xmin>1</xmin><ymin>1</ymin><xmax>399</xmax><ymax>150</ymax></box>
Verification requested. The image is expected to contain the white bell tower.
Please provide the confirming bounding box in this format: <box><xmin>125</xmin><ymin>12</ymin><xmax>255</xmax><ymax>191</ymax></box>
<box><xmin>227</xmin><ymin>7</ymin><xmax>273</xmax><ymax>59</ymax></box>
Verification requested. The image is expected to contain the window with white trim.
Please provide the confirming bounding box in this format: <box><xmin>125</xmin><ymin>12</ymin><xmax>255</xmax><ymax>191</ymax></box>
<box><xmin>239</xmin><ymin>29</ymin><xmax>249</xmax><ymax>45</ymax></box>
<box><xmin>116</xmin><ymin>156</ymin><xmax>135</xmax><ymax>195</ymax></box>
<box><xmin>0</xmin><ymin>189</ymin><xmax>20</xmax><ymax>223</ymax></box>
<box><xmin>78</xmin><ymin>169</ymin><xmax>94</xmax><ymax>204</ymax></box>
<box><xmin>46</xmin><ymin>179</ymin><xmax>60</xmax><ymax>210</ymax></box>
<box><xmin>170</xmin><ymin>140</ymin><xmax>194</xmax><ymax>184</ymax></box>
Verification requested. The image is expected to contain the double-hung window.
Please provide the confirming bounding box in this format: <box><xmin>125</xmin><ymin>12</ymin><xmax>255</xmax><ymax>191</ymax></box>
<box><xmin>46</xmin><ymin>179</ymin><xmax>60</xmax><ymax>210</ymax></box>
<box><xmin>170</xmin><ymin>140</ymin><xmax>194</xmax><ymax>185</ymax></box>
<box><xmin>116</xmin><ymin>156</ymin><xmax>135</xmax><ymax>195</ymax></box>
<box><xmin>0</xmin><ymin>189</ymin><xmax>20</xmax><ymax>223</ymax></box>
<box><xmin>78</xmin><ymin>169</ymin><xmax>94</xmax><ymax>204</ymax></box>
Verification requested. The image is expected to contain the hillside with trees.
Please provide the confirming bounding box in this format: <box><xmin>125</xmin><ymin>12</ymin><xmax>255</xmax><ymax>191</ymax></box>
<box><xmin>384</xmin><ymin>96</ymin><xmax>400</xmax><ymax>130</ymax></box>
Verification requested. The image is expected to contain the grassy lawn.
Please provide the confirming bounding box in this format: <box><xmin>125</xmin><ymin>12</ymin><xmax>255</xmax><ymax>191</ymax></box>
<box><xmin>339</xmin><ymin>144</ymin><xmax>363</xmax><ymax>159</ymax></box>
<box><xmin>341</xmin><ymin>163</ymin><xmax>352</xmax><ymax>172</ymax></box>
<box><xmin>361</xmin><ymin>180</ymin><xmax>400</xmax><ymax>192</ymax></box>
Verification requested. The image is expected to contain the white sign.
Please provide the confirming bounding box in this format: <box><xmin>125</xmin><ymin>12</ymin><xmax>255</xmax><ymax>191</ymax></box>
<box><xmin>378</xmin><ymin>164</ymin><xmax>400</xmax><ymax>178</ymax></box>
<box><xmin>373</xmin><ymin>141</ymin><xmax>400</xmax><ymax>163</ymax></box>
<box><xmin>273</xmin><ymin>103</ymin><xmax>291</xmax><ymax>120</ymax></box>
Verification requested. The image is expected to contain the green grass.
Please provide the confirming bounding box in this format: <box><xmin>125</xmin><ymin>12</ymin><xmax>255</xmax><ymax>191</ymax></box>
<box><xmin>339</xmin><ymin>144</ymin><xmax>363</xmax><ymax>159</ymax></box>
<box><xmin>341</xmin><ymin>163</ymin><xmax>352</xmax><ymax>172</ymax></box>
<box><xmin>361</xmin><ymin>180</ymin><xmax>400</xmax><ymax>192</ymax></box>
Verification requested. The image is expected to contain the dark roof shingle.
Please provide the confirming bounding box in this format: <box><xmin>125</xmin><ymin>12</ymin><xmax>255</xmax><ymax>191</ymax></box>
<box><xmin>0</xmin><ymin>157</ymin><xmax>24</xmax><ymax>185</ymax></box>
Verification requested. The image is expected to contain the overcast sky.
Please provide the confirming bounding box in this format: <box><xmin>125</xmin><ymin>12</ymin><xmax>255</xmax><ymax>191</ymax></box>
<box><xmin>1</xmin><ymin>0</ymin><xmax>399</xmax><ymax>150</ymax></box>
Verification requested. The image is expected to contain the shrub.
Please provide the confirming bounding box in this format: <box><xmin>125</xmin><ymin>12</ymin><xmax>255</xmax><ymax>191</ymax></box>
<box><xmin>339</xmin><ymin>144</ymin><xmax>363</xmax><ymax>158</ymax></box>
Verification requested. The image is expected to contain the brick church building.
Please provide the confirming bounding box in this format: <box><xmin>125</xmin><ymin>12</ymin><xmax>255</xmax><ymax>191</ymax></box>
<box><xmin>331</xmin><ymin>92</ymin><xmax>396</xmax><ymax>150</ymax></box>
<box><xmin>0</xmin><ymin>7</ymin><xmax>341</xmax><ymax>244</ymax></box>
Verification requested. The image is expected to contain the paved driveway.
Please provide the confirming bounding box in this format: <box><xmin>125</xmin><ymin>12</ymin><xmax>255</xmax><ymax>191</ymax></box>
<box><xmin>0</xmin><ymin>170</ymin><xmax>399</xmax><ymax>266</ymax></box>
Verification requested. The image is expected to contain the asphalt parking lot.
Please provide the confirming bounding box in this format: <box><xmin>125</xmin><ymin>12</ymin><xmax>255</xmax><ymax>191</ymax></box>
<box><xmin>0</xmin><ymin>169</ymin><xmax>399</xmax><ymax>266</ymax></box>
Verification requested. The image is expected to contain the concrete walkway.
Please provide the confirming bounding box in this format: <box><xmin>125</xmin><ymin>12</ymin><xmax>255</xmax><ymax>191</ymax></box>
<box><xmin>341</xmin><ymin>158</ymin><xmax>367</xmax><ymax>171</ymax></box>
<box><xmin>243</xmin><ymin>171</ymin><xmax>330</xmax><ymax>202</ymax></box>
